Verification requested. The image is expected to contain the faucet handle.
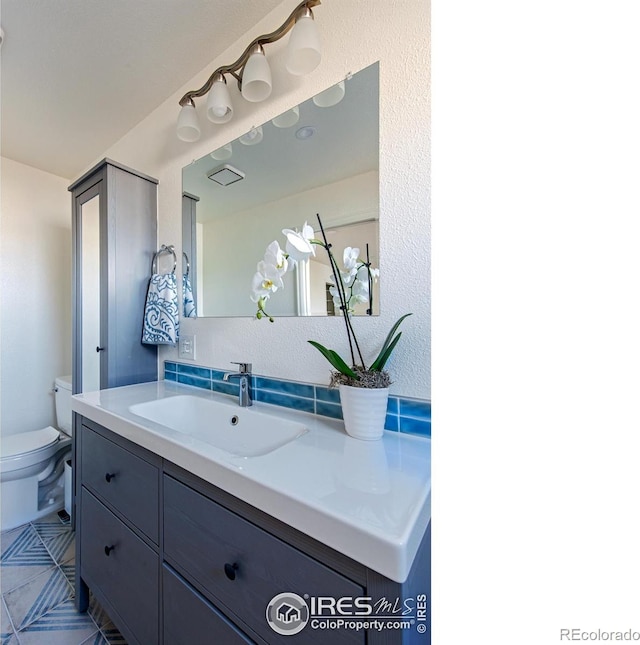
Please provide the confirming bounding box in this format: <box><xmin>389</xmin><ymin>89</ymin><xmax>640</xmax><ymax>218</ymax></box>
<box><xmin>231</xmin><ymin>362</ymin><xmax>252</xmax><ymax>373</ymax></box>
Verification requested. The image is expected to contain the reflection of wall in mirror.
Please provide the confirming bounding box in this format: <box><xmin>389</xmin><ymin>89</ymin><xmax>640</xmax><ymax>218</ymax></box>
<box><xmin>309</xmin><ymin>259</ymin><xmax>328</xmax><ymax>316</ymax></box>
<box><xmin>197</xmin><ymin>170</ymin><xmax>379</xmax><ymax>317</ymax></box>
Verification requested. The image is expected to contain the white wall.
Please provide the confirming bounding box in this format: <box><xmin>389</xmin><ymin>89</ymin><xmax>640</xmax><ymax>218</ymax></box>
<box><xmin>97</xmin><ymin>0</ymin><xmax>430</xmax><ymax>399</ymax></box>
<box><xmin>199</xmin><ymin>170</ymin><xmax>378</xmax><ymax>317</ymax></box>
<box><xmin>0</xmin><ymin>158</ymin><xmax>72</xmax><ymax>434</ymax></box>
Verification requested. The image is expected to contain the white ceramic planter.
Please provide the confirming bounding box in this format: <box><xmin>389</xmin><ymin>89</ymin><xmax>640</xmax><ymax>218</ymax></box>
<box><xmin>338</xmin><ymin>385</ymin><xmax>390</xmax><ymax>441</ymax></box>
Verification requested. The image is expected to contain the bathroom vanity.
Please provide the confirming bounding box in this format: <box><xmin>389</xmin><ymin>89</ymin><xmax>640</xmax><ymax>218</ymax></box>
<box><xmin>72</xmin><ymin>382</ymin><xmax>430</xmax><ymax>644</ymax></box>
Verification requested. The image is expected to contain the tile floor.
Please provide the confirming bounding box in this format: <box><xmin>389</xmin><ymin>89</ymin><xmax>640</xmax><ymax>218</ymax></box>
<box><xmin>1</xmin><ymin>511</ymin><xmax>127</xmax><ymax>645</ymax></box>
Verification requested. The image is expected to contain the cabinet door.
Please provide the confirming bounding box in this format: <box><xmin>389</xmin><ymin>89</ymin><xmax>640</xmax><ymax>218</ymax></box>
<box><xmin>74</xmin><ymin>180</ymin><xmax>105</xmax><ymax>393</ymax></box>
<box><xmin>80</xmin><ymin>489</ymin><xmax>158</xmax><ymax>645</ymax></box>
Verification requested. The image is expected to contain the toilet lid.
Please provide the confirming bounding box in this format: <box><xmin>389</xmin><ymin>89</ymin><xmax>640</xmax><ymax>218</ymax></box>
<box><xmin>0</xmin><ymin>426</ymin><xmax>60</xmax><ymax>459</ymax></box>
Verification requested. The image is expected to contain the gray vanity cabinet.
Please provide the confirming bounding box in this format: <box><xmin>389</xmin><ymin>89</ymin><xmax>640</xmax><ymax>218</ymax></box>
<box><xmin>76</xmin><ymin>419</ymin><xmax>162</xmax><ymax>645</ymax></box>
<box><xmin>69</xmin><ymin>158</ymin><xmax>158</xmax><ymax>396</ymax></box>
<box><xmin>75</xmin><ymin>418</ymin><xmax>431</xmax><ymax>645</ymax></box>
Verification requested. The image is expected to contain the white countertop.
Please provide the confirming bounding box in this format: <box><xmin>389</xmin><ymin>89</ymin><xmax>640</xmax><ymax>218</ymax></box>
<box><xmin>72</xmin><ymin>381</ymin><xmax>431</xmax><ymax>583</ymax></box>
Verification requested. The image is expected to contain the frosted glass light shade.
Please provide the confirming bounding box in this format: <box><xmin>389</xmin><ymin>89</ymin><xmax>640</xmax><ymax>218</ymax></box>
<box><xmin>271</xmin><ymin>106</ymin><xmax>300</xmax><ymax>128</ymax></box>
<box><xmin>286</xmin><ymin>14</ymin><xmax>321</xmax><ymax>76</ymax></box>
<box><xmin>210</xmin><ymin>143</ymin><xmax>233</xmax><ymax>161</ymax></box>
<box><xmin>177</xmin><ymin>103</ymin><xmax>201</xmax><ymax>142</ymax></box>
<box><xmin>241</xmin><ymin>47</ymin><xmax>272</xmax><ymax>102</ymax></box>
<box><xmin>239</xmin><ymin>126</ymin><xmax>263</xmax><ymax>146</ymax></box>
<box><xmin>313</xmin><ymin>80</ymin><xmax>345</xmax><ymax>108</ymax></box>
<box><xmin>206</xmin><ymin>76</ymin><xmax>234</xmax><ymax>124</ymax></box>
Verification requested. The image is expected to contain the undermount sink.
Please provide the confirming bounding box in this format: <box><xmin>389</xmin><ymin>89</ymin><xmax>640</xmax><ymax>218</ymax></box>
<box><xmin>128</xmin><ymin>395</ymin><xmax>308</xmax><ymax>458</ymax></box>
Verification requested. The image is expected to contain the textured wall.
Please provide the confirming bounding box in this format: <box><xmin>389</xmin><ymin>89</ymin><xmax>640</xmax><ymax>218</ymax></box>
<box><xmin>98</xmin><ymin>0</ymin><xmax>431</xmax><ymax>399</ymax></box>
<box><xmin>0</xmin><ymin>158</ymin><xmax>72</xmax><ymax>434</ymax></box>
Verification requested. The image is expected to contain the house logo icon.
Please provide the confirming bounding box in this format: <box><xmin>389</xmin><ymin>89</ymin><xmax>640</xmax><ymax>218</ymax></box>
<box><xmin>266</xmin><ymin>593</ymin><xmax>309</xmax><ymax>635</ymax></box>
<box><xmin>277</xmin><ymin>602</ymin><xmax>302</xmax><ymax>624</ymax></box>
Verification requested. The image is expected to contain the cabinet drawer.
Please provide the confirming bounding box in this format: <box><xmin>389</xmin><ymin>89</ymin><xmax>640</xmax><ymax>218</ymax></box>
<box><xmin>81</xmin><ymin>426</ymin><xmax>158</xmax><ymax>542</ymax></box>
<box><xmin>163</xmin><ymin>565</ymin><xmax>255</xmax><ymax>645</ymax></box>
<box><xmin>80</xmin><ymin>489</ymin><xmax>158</xmax><ymax>645</ymax></box>
<box><xmin>164</xmin><ymin>476</ymin><xmax>364</xmax><ymax>645</ymax></box>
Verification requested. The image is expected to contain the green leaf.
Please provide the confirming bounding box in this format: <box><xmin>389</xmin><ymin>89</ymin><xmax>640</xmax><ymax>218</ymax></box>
<box><xmin>370</xmin><ymin>313</ymin><xmax>412</xmax><ymax>371</ymax></box>
<box><xmin>308</xmin><ymin>341</ymin><xmax>360</xmax><ymax>380</ymax></box>
<box><xmin>370</xmin><ymin>332</ymin><xmax>402</xmax><ymax>372</ymax></box>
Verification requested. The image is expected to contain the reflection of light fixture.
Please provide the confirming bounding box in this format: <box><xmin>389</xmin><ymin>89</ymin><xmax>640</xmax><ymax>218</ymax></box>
<box><xmin>207</xmin><ymin>164</ymin><xmax>245</xmax><ymax>186</ymax></box>
<box><xmin>272</xmin><ymin>106</ymin><xmax>300</xmax><ymax>128</ymax></box>
<box><xmin>239</xmin><ymin>126</ymin><xmax>264</xmax><ymax>146</ymax></box>
<box><xmin>176</xmin><ymin>0</ymin><xmax>322</xmax><ymax>142</ymax></box>
<box><xmin>210</xmin><ymin>143</ymin><xmax>233</xmax><ymax>160</ymax></box>
<box><xmin>295</xmin><ymin>125</ymin><xmax>316</xmax><ymax>140</ymax></box>
<box><xmin>313</xmin><ymin>80</ymin><xmax>345</xmax><ymax>108</ymax></box>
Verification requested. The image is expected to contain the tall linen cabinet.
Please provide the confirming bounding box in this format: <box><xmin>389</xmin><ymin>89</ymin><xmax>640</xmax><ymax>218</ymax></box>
<box><xmin>69</xmin><ymin>158</ymin><xmax>158</xmax><ymax>396</ymax></box>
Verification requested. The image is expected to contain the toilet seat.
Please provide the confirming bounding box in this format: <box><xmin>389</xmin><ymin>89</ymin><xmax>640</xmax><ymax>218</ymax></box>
<box><xmin>0</xmin><ymin>426</ymin><xmax>60</xmax><ymax>460</ymax></box>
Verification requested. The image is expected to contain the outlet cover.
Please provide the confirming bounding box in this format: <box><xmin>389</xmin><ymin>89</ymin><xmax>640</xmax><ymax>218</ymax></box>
<box><xmin>179</xmin><ymin>334</ymin><xmax>196</xmax><ymax>360</ymax></box>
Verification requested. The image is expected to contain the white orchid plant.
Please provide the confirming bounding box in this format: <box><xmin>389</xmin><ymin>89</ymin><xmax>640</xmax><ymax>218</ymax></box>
<box><xmin>251</xmin><ymin>214</ymin><xmax>411</xmax><ymax>388</ymax></box>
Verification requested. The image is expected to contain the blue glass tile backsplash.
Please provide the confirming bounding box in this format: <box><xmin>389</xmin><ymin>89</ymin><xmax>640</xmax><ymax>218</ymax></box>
<box><xmin>164</xmin><ymin>361</ymin><xmax>431</xmax><ymax>438</ymax></box>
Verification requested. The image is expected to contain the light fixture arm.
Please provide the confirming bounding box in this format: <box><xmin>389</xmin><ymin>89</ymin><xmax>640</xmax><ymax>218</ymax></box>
<box><xmin>178</xmin><ymin>0</ymin><xmax>320</xmax><ymax>107</ymax></box>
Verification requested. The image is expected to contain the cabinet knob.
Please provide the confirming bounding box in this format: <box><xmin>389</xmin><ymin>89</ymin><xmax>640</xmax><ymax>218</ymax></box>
<box><xmin>224</xmin><ymin>562</ymin><xmax>239</xmax><ymax>581</ymax></box>
<box><xmin>105</xmin><ymin>472</ymin><xmax>116</xmax><ymax>483</ymax></box>
<box><xmin>104</xmin><ymin>545</ymin><xmax>115</xmax><ymax>556</ymax></box>
<box><xmin>96</xmin><ymin>346</ymin><xmax>105</xmax><ymax>353</ymax></box>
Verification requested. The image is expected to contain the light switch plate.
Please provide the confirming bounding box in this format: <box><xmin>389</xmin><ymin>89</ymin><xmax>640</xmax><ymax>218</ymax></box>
<box><xmin>179</xmin><ymin>334</ymin><xmax>196</xmax><ymax>360</ymax></box>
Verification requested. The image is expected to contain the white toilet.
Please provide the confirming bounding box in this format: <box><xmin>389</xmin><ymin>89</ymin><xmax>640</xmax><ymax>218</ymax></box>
<box><xmin>0</xmin><ymin>375</ymin><xmax>73</xmax><ymax>531</ymax></box>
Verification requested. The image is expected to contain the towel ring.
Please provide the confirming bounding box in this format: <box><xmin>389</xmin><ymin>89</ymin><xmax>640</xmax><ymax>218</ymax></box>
<box><xmin>183</xmin><ymin>252</ymin><xmax>190</xmax><ymax>277</ymax></box>
<box><xmin>152</xmin><ymin>244</ymin><xmax>177</xmax><ymax>274</ymax></box>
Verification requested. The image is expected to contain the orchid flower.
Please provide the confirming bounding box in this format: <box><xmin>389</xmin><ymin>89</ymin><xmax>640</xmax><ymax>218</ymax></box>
<box><xmin>342</xmin><ymin>247</ymin><xmax>360</xmax><ymax>274</ymax></box>
<box><xmin>252</xmin><ymin>215</ymin><xmax>410</xmax><ymax>385</ymax></box>
<box><xmin>250</xmin><ymin>260</ymin><xmax>284</xmax><ymax>302</ymax></box>
<box><xmin>263</xmin><ymin>241</ymin><xmax>289</xmax><ymax>275</ymax></box>
<box><xmin>350</xmin><ymin>276</ymin><xmax>370</xmax><ymax>305</ymax></box>
<box><xmin>282</xmin><ymin>222</ymin><xmax>316</xmax><ymax>263</ymax></box>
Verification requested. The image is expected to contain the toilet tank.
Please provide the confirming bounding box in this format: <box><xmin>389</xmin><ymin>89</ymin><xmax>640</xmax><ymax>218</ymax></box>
<box><xmin>54</xmin><ymin>375</ymin><xmax>73</xmax><ymax>435</ymax></box>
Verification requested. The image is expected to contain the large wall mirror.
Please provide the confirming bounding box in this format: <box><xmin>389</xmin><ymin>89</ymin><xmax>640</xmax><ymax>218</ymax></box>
<box><xmin>182</xmin><ymin>62</ymin><xmax>379</xmax><ymax>318</ymax></box>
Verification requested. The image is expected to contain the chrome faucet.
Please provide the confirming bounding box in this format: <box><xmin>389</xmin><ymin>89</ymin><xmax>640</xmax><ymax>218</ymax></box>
<box><xmin>222</xmin><ymin>362</ymin><xmax>253</xmax><ymax>407</ymax></box>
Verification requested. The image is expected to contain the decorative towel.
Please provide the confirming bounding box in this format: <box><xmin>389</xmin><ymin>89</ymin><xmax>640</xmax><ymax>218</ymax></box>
<box><xmin>142</xmin><ymin>273</ymin><xmax>180</xmax><ymax>344</ymax></box>
<box><xmin>183</xmin><ymin>274</ymin><xmax>196</xmax><ymax>318</ymax></box>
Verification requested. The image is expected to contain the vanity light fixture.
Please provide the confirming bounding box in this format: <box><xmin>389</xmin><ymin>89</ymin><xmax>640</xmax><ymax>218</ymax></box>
<box><xmin>176</xmin><ymin>0</ymin><xmax>322</xmax><ymax>142</ymax></box>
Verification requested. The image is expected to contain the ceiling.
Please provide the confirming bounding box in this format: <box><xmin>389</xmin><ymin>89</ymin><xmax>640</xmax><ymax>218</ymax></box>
<box><xmin>0</xmin><ymin>0</ymin><xmax>284</xmax><ymax>180</ymax></box>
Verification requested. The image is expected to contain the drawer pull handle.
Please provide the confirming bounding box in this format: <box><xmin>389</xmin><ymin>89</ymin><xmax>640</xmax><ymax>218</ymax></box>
<box><xmin>105</xmin><ymin>472</ymin><xmax>116</xmax><ymax>483</ymax></box>
<box><xmin>96</xmin><ymin>346</ymin><xmax>105</xmax><ymax>352</ymax></box>
<box><xmin>104</xmin><ymin>545</ymin><xmax>115</xmax><ymax>556</ymax></box>
<box><xmin>224</xmin><ymin>562</ymin><xmax>239</xmax><ymax>581</ymax></box>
